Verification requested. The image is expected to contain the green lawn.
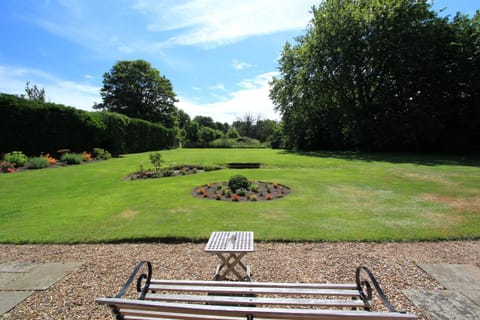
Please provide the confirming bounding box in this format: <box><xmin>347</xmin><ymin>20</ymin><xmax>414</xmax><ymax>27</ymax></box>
<box><xmin>0</xmin><ymin>149</ymin><xmax>479</xmax><ymax>243</ymax></box>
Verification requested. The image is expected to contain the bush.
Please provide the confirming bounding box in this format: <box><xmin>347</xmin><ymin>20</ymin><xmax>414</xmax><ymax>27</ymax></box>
<box><xmin>26</xmin><ymin>156</ymin><xmax>50</xmax><ymax>169</ymax></box>
<box><xmin>61</xmin><ymin>153</ymin><xmax>82</xmax><ymax>165</ymax></box>
<box><xmin>149</xmin><ymin>152</ymin><xmax>162</xmax><ymax>171</ymax></box>
<box><xmin>228</xmin><ymin>175</ymin><xmax>250</xmax><ymax>192</ymax></box>
<box><xmin>203</xmin><ymin>163</ymin><xmax>217</xmax><ymax>172</ymax></box>
<box><xmin>210</xmin><ymin>137</ymin><xmax>266</xmax><ymax>148</ymax></box>
<box><xmin>4</xmin><ymin>151</ymin><xmax>27</xmax><ymax>168</ymax></box>
<box><xmin>93</xmin><ymin>148</ymin><xmax>112</xmax><ymax>160</ymax></box>
<box><xmin>160</xmin><ymin>168</ymin><xmax>174</xmax><ymax>177</ymax></box>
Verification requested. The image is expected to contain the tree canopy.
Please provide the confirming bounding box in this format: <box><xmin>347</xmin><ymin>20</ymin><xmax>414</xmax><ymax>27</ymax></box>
<box><xmin>94</xmin><ymin>60</ymin><xmax>179</xmax><ymax>128</ymax></box>
<box><xmin>270</xmin><ymin>0</ymin><xmax>480</xmax><ymax>152</ymax></box>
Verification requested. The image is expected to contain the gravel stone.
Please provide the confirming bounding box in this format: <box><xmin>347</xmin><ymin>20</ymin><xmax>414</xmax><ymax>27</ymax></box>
<box><xmin>0</xmin><ymin>241</ymin><xmax>479</xmax><ymax>319</ymax></box>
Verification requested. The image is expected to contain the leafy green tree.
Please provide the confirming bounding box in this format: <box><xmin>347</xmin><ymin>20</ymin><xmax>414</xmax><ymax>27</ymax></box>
<box><xmin>185</xmin><ymin>120</ymin><xmax>200</xmax><ymax>145</ymax></box>
<box><xmin>270</xmin><ymin>0</ymin><xmax>480</xmax><ymax>152</ymax></box>
<box><xmin>193</xmin><ymin>116</ymin><xmax>216</xmax><ymax>129</ymax></box>
<box><xmin>226</xmin><ymin>128</ymin><xmax>240</xmax><ymax>139</ymax></box>
<box><xmin>256</xmin><ymin>119</ymin><xmax>280</xmax><ymax>142</ymax></box>
<box><xmin>95</xmin><ymin>60</ymin><xmax>178</xmax><ymax>128</ymax></box>
<box><xmin>198</xmin><ymin>126</ymin><xmax>222</xmax><ymax>147</ymax></box>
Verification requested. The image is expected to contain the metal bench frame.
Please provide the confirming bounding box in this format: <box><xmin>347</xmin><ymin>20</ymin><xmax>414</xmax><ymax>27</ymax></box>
<box><xmin>96</xmin><ymin>261</ymin><xmax>417</xmax><ymax>319</ymax></box>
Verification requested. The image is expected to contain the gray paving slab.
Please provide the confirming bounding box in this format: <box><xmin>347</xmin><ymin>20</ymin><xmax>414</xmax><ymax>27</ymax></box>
<box><xmin>404</xmin><ymin>289</ymin><xmax>480</xmax><ymax>320</ymax></box>
<box><xmin>0</xmin><ymin>262</ymin><xmax>82</xmax><ymax>290</ymax></box>
<box><xmin>0</xmin><ymin>291</ymin><xmax>33</xmax><ymax>315</ymax></box>
<box><xmin>0</xmin><ymin>263</ymin><xmax>36</xmax><ymax>273</ymax></box>
<box><xmin>417</xmin><ymin>263</ymin><xmax>480</xmax><ymax>305</ymax></box>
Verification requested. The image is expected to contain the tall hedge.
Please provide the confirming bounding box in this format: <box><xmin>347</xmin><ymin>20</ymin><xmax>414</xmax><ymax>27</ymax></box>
<box><xmin>0</xmin><ymin>94</ymin><xmax>176</xmax><ymax>156</ymax></box>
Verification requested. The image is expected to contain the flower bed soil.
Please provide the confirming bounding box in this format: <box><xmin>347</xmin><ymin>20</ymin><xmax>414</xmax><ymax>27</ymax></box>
<box><xmin>127</xmin><ymin>165</ymin><xmax>221</xmax><ymax>180</ymax></box>
<box><xmin>192</xmin><ymin>181</ymin><xmax>291</xmax><ymax>202</ymax></box>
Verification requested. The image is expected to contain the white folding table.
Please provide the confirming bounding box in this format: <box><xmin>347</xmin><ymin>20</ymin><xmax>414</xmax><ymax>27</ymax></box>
<box><xmin>204</xmin><ymin>231</ymin><xmax>254</xmax><ymax>281</ymax></box>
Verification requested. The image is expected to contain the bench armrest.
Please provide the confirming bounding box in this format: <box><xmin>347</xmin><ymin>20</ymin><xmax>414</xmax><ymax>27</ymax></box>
<box><xmin>114</xmin><ymin>261</ymin><xmax>152</xmax><ymax>300</ymax></box>
<box><xmin>356</xmin><ymin>266</ymin><xmax>401</xmax><ymax>313</ymax></box>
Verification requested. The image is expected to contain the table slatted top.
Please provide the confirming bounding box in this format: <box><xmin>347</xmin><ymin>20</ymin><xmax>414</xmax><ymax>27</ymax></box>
<box><xmin>205</xmin><ymin>231</ymin><xmax>254</xmax><ymax>252</ymax></box>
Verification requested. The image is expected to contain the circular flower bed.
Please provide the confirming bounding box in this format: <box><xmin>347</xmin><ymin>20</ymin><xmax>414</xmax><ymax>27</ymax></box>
<box><xmin>192</xmin><ymin>180</ymin><xmax>291</xmax><ymax>202</ymax></box>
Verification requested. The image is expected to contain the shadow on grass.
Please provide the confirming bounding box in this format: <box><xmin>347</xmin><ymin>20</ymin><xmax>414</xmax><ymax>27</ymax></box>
<box><xmin>281</xmin><ymin>150</ymin><xmax>480</xmax><ymax>167</ymax></box>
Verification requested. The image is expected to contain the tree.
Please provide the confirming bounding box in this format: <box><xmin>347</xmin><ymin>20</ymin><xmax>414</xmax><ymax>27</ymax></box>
<box><xmin>270</xmin><ymin>0</ymin><xmax>480</xmax><ymax>152</ymax></box>
<box><xmin>232</xmin><ymin>113</ymin><xmax>260</xmax><ymax>138</ymax></box>
<box><xmin>94</xmin><ymin>60</ymin><xmax>178</xmax><ymax>128</ymax></box>
<box><xmin>24</xmin><ymin>81</ymin><xmax>45</xmax><ymax>102</ymax></box>
<box><xmin>198</xmin><ymin>126</ymin><xmax>222</xmax><ymax>147</ymax></box>
<box><xmin>193</xmin><ymin>116</ymin><xmax>216</xmax><ymax>129</ymax></box>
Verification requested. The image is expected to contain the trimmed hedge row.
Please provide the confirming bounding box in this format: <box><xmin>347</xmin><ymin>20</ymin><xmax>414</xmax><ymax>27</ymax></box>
<box><xmin>0</xmin><ymin>94</ymin><xmax>176</xmax><ymax>156</ymax></box>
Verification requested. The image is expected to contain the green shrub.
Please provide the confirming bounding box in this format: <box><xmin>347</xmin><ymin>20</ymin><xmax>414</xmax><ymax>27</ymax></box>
<box><xmin>203</xmin><ymin>163</ymin><xmax>218</xmax><ymax>172</ymax></box>
<box><xmin>160</xmin><ymin>168</ymin><xmax>174</xmax><ymax>177</ymax></box>
<box><xmin>26</xmin><ymin>156</ymin><xmax>50</xmax><ymax>169</ymax></box>
<box><xmin>149</xmin><ymin>152</ymin><xmax>162</xmax><ymax>171</ymax></box>
<box><xmin>61</xmin><ymin>153</ymin><xmax>82</xmax><ymax>165</ymax></box>
<box><xmin>228</xmin><ymin>175</ymin><xmax>249</xmax><ymax>192</ymax></box>
<box><xmin>235</xmin><ymin>188</ymin><xmax>247</xmax><ymax>196</ymax></box>
<box><xmin>5</xmin><ymin>151</ymin><xmax>27</xmax><ymax>168</ymax></box>
<box><xmin>93</xmin><ymin>148</ymin><xmax>112</xmax><ymax>160</ymax></box>
<box><xmin>210</xmin><ymin>137</ymin><xmax>266</xmax><ymax>148</ymax></box>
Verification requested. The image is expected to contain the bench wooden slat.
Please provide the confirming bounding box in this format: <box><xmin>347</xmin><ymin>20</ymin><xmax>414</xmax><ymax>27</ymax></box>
<box><xmin>150</xmin><ymin>279</ymin><xmax>358</xmax><ymax>290</ymax></box>
<box><xmin>97</xmin><ymin>298</ymin><xmax>417</xmax><ymax>319</ymax></box>
<box><xmin>122</xmin><ymin>308</ymin><xmax>246</xmax><ymax>320</ymax></box>
<box><xmin>145</xmin><ymin>293</ymin><xmax>365</xmax><ymax>308</ymax></box>
<box><xmin>147</xmin><ymin>284</ymin><xmax>361</xmax><ymax>297</ymax></box>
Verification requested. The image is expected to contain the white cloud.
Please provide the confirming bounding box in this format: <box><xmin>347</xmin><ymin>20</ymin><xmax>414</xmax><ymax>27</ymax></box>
<box><xmin>209</xmin><ymin>83</ymin><xmax>226</xmax><ymax>91</ymax></box>
<box><xmin>177</xmin><ymin>72</ymin><xmax>280</xmax><ymax>123</ymax></box>
<box><xmin>232</xmin><ymin>59</ymin><xmax>255</xmax><ymax>71</ymax></box>
<box><xmin>133</xmin><ymin>0</ymin><xmax>316</xmax><ymax>48</ymax></box>
<box><xmin>0</xmin><ymin>65</ymin><xmax>100</xmax><ymax>111</ymax></box>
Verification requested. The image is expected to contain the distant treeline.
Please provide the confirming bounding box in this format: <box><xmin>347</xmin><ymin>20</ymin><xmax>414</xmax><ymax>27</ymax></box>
<box><xmin>0</xmin><ymin>94</ymin><xmax>176</xmax><ymax>156</ymax></box>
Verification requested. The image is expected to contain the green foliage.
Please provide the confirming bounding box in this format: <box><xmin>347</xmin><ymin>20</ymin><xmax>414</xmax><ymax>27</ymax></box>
<box><xmin>160</xmin><ymin>167</ymin><xmax>174</xmax><ymax>177</ymax></box>
<box><xmin>149</xmin><ymin>152</ymin><xmax>162</xmax><ymax>171</ymax></box>
<box><xmin>61</xmin><ymin>153</ymin><xmax>82</xmax><ymax>165</ymax></box>
<box><xmin>228</xmin><ymin>174</ymin><xmax>250</xmax><ymax>192</ymax></box>
<box><xmin>0</xmin><ymin>94</ymin><xmax>176</xmax><ymax>156</ymax></box>
<box><xmin>4</xmin><ymin>151</ymin><xmax>27</xmax><ymax>167</ymax></box>
<box><xmin>198</xmin><ymin>126</ymin><xmax>222</xmax><ymax>147</ymax></box>
<box><xmin>210</xmin><ymin>137</ymin><xmax>266</xmax><ymax>148</ymax></box>
<box><xmin>270</xmin><ymin>0</ymin><xmax>480</xmax><ymax>152</ymax></box>
<box><xmin>26</xmin><ymin>156</ymin><xmax>50</xmax><ymax>169</ymax></box>
<box><xmin>203</xmin><ymin>163</ymin><xmax>217</xmax><ymax>172</ymax></box>
<box><xmin>226</xmin><ymin>128</ymin><xmax>240</xmax><ymax>139</ymax></box>
<box><xmin>93</xmin><ymin>148</ymin><xmax>112</xmax><ymax>160</ymax></box>
<box><xmin>235</xmin><ymin>188</ymin><xmax>247</xmax><ymax>196</ymax></box>
<box><xmin>94</xmin><ymin>59</ymin><xmax>179</xmax><ymax>128</ymax></box>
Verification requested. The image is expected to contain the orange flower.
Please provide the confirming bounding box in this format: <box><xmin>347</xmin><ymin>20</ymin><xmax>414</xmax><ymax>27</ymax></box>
<box><xmin>45</xmin><ymin>154</ymin><xmax>57</xmax><ymax>165</ymax></box>
<box><xmin>81</xmin><ymin>151</ymin><xmax>92</xmax><ymax>161</ymax></box>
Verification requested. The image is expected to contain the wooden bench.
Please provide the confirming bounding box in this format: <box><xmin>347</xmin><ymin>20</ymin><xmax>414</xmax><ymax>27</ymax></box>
<box><xmin>96</xmin><ymin>261</ymin><xmax>417</xmax><ymax>319</ymax></box>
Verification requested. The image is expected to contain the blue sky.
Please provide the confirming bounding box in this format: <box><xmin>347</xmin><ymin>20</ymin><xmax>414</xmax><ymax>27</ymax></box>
<box><xmin>0</xmin><ymin>0</ymin><xmax>478</xmax><ymax>123</ymax></box>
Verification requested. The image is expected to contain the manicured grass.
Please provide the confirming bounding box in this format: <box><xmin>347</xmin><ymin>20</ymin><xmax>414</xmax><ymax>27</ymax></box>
<box><xmin>0</xmin><ymin>149</ymin><xmax>479</xmax><ymax>243</ymax></box>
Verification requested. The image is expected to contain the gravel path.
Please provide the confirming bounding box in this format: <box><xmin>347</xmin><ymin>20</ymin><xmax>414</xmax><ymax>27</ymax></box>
<box><xmin>1</xmin><ymin>241</ymin><xmax>479</xmax><ymax>319</ymax></box>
